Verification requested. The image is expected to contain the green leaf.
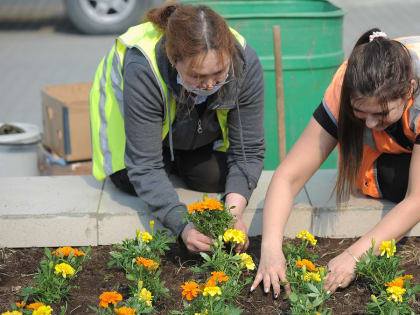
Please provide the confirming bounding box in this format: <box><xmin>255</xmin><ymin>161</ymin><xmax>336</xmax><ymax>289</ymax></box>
<box><xmin>288</xmin><ymin>292</ymin><xmax>298</xmax><ymax>303</ymax></box>
<box><xmin>200</xmin><ymin>252</ymin><xmax>211</xmax><ymax>262</ymax></box>
<box><xmin>306</xmin><ymin>283</ymin><xmax>319</xmax><ymax>294</ymax></box>
<box><xmin>126</xmin><ymin>274</ymin><xmax>136</xmax><ymax>281</ymax></box>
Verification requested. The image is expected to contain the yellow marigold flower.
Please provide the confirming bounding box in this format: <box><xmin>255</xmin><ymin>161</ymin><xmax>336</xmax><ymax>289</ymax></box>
<box><xmin>1</xmin><ymin>311</ymin><xmax>22</xmax><ymax>315</ymax></box>
<box><xmin>138</xmin><ymin>288</ymin><xmax>153</xmax><ymax>307</ymax></box>
<box><xmin>99</xmin><ymin>291</ymin><xmax>123</xmax><ymax>308</ymax></box>
<box><xmin>114</xmin><ymin>306</ymin><xmax>136</xmax><ymax>315</ymax></box>
<box><xmin>209</xmin><ymin>271</ymin><xmax>229</xmax><ymax>284</ymax></box>
<box><xmin>296</xmin><ymin>230</ymin><xmax>317</xmax><ymax>246</ymax></box>
<box><xmin>149</xmin><ymin>220</ymin><xmax>155</xmax><ymax>231</ymax></box>
<box><xmin>32</xmin><ymin>306</ymin><xmax>53</xmax><ymax>315</ymax></box>
<box><xmin>385</xmin><ymin>275</ymin><xmax>414</xmax><ymax>288</ymax></box>
<box><xmin>181</xmin><ymin>281</ymin><xmax>202</xmax><ymax>301</ymax></box>
<box><xmin>223</xmin><ymin>229</ymin><xmax>245</xmax><ymax>245</ymax></box>
<box><xmin>203</xmin><ymin>197</ymin><xmax>223</xmax><ymax>211</ymax></box>
<box><xmin>301</xmin><ymin>272</ymin><xmax>322</xmax><ymax>282</ymax></box>
<box><xmin>54</xmin><ymin>263</ymin><xmax>75</xmax><ymax>278</ymax></box>
<box><xmin>379</xmin><ymin>239</ymin><xmax>396</xmax><ymax>258</ymax></box>
<box><xmin>136</xmin><ymin>257</ymin><xmax>159</xmax><ymax>270</ymax></box>
<box><xmin>15</xmin><ymin>302</ymin><xmax>25</xmax><ymax>308</ymax></box>
<box><xmin>26</xmin><ymin>302</ymin><xmax>44</xmax><ymax>310</ymax></box>
<box><xmin>387</xmin><ymin>286</ymin><xmax>406</xmax><ymax>303</ymax></box>
<box><xmin>194</xmin><ymin>311</ymin><xmax>208</xmax><ymax>315</ymax></box>
<box><xmin>203</xmin><ymin>286</ymin><xmax>222</xmax><ymax>297</ymax></box>
<box><xmin>237</xmin><ymin>253</ymin><xmax>255</xmax><ymax>270</ymax></box>
<box><xmin>52</xmin><ymin>246</ymin><xmax>85</xmax><ymax>257</ymax></box>
<box><xmin>296</xmin><ymin>259</ymin><xmax>318</xmax><ymax>272</ymax></box>
<box><xmin>137</xmin><ymin>232</ymin><xmax>153</xmax><ymax>243</ymax></box>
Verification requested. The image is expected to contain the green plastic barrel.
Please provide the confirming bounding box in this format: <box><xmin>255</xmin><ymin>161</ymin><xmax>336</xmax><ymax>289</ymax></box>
<box><xmin>181</xmin><ymin>0</ymin><xmax>344</xmax><ymax>169</ymax></box>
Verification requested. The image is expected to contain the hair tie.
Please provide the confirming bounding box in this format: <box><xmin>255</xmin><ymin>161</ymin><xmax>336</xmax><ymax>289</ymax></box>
<box><xmin>369</xmin><ymin>31</ymin><xmax>388</xmax><ymax>42</ymax></box>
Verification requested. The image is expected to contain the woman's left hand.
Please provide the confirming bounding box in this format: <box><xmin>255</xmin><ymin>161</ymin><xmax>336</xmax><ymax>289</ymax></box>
<box><xmin>233</xmin><ymin>218</ymin><xmax>249</xmax><ymax>253</ymax></box>
<box><xmin>324</xmin><ymin>251</ymin><xmax>357</xmax><ymax>293</ymax></box>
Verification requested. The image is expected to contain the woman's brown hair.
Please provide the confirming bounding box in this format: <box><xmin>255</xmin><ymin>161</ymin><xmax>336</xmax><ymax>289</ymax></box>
<box><xmin>335</xmin><ymin>28</ymin><xmax>419</xmax><ymax>204</ymax></box>
<box><xmin>145</xmin><ymin>1</ymin><xmax>241</xmax><ymax>74</ymax></box>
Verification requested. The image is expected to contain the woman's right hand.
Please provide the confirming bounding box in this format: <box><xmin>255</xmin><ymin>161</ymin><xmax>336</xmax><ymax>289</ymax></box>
<box><xmin>180</xmin><ymin>223</ymin><xmax>214</xmax><ymax>253</ymax></box>
<box><xmin>250</xmin><ymin>243</ymin><xmax>290</xmax><ymax>298</ymax></box>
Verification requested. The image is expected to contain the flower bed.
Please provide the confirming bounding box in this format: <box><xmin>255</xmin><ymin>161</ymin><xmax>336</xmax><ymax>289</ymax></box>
<box><xmin>1</xmin><ymin>236</ymin><xmax>419</xmax><ymax>314</ymax></box>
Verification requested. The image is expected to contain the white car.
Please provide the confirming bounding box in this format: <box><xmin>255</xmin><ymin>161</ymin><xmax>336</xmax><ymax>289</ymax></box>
<box><xmin>64</xmin><ymin>0</ymin><xmax>164</xmax><ymax>35</ymax></box>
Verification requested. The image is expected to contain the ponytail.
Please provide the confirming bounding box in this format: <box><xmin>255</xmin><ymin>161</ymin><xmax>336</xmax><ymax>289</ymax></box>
<box><xmin>145</xmin><ymin>1</ymin><xmax>180</xmax><ymax>31</ymax></box>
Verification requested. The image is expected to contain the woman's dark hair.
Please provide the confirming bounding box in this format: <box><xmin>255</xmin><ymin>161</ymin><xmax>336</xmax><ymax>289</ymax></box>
<box><xmin>335</xmin><ymin>28</ymin><xmax>420</xmax><ymax>203</ymax></box>
<box><xmin>145</xmin><ymin>1</ymin><xmax>242</xmax><ymax>74</ymax></box>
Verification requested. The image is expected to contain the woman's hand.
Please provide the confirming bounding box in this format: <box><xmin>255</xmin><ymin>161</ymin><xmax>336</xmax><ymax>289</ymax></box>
<box><xmin>250</xmin><ymin>243</ymin><xmax>290</xmax><ymax>298</ymax></box>
<box><xmin>180</xmin><ymin>223</ymin><xmax>214</xmax><ymax>253</ymax></box>
<box><xmin>324</xmin><ymin>251</ymin><xmax>357</xmax><ymax>293</ymax></box>
<box><xmin>232</xmin><ymin>218</ymin><xmax>250</xmax><ymax>253</ymax></box>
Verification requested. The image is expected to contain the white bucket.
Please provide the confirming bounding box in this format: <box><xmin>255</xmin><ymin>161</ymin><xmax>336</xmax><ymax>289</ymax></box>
<box><xmin>0</xmin><ymin>123</ymin><xmax>42</xmax><ymax>177</ymax></box>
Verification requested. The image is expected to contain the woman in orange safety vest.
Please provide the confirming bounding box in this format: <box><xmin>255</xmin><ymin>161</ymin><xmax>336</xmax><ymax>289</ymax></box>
<box><xmin>251</xmin><ymin>28</ymin><xmax>420</xmax><ymax>298</ymax></box>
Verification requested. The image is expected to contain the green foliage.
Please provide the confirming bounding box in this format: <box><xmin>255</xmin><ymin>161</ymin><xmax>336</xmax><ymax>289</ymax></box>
<box><xmin>20</xmin><ymin>246</ymin><xmax>91</xmax><ymax>305</ymax></box>
<box><xmin>356</xmin><ymin>238</ymin><xmax>420</xmax><ymax>314</ymax></box>
<box><xmin>183</xmin><ymin>195</ymin><xmax>236</xmax><ymax>240</ymax></box>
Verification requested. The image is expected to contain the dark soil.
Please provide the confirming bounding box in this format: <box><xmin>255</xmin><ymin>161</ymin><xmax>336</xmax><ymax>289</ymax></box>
<box><xmin>1</xmin><ymin>236</ymin><xmax>419</xmax><ymax>314</ymax></box>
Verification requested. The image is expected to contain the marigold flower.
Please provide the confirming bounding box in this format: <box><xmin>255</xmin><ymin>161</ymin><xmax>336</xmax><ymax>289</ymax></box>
<box><xmin>137</xmin><ymin>231</ymin><xmax>153</xmax><ymax>243</ymax></box>
<box><xmin>237</xmin><ymin>253</ymin><xmax>255</xmax><ymax>270</ymax></box>
<box><xmin>203</xmin><ymin>197</ymin><xmax>223</xmax><ymax>211</ymax></box>
<box><xmin>204</xmin><ymin>277</ymin><xmax>217</xmax><ymax>288</ymax></box>
<box><xmin>138</xmin><ymin>288</ymin><xmax>153</xmax><ymax>307</ymax></box>
<box><xmin>99</xmin><ymin>291</ymin><xmax>123</xmax><ymax>308</ymax></box>
<box><xmin>187</xmin><ymin>201</ymin><xmax>206</xmax><ymax>214</ymax></box>
<box><xmin>26</xmin><ymin>302</ymin><xmax>44</xmax><ymax>310</ymax></box>
<box><xmin>385</xmin><ymin>275</ymin><xmax>413</xmax><ymax>288</ymax></box>
<box><xmin>203</xmin><ymin>286</ymin><xmax>222</xmax><ymax>297</ymax></box>
<box><xmin>1</xmin><ymin>311</ymin><xmax>22</xmax><ymax>315</ymax></box>
<box><xmin>386</xmin><ymin>286</ymin><xmax>406</xmax><ymax>303</ymax></box>
<box><xmin>15</xmin><ymin>302</ymin><xmax>25</xmax><ymax>308</ymax></box>
<box><xmin>301</xmin><ymin>271</ymin><xmax>322</xmax><ymax>282</ymax></box>
<box><xmin>296</xmin><ymin>259</ymin><xmax>318</xmax><ymax>271</ymax></box>
<box><xmin>52</xmin><ymin>246</ymin><xmax>85</xmax><ymax>257</ymax></box>
<box><xmin>296</xmin><ymin>230</ymin><xmax>317</xmax><ymax>246</ymax></box>
<box><xmin>114</xmin><ymin>306</ymin><xmax>136</xmax><ymax>315</ymax></box>
<box><xmin>136</xmin><ymin>257</ymin><xmax>159</xmax><ymax>270</ymax></box>
<box><xmin>209</xmin><ymin>271</ymin><xmax>229</xmax><ymax>284</ymax></box>
<box><xmin>181</xmin><ymin>281</ymin><xmax>202</xmax><ymax>301</ymax></box>
<box><xmin>194</xmin><ymin>311</ymin><xmax>208</xmax><ymax>315</ymax></box>
<box><xmin>379</xmin><ymin>239</ymin><xmax>396</xmax><ymax>258</ymax></box>
<box><xmin>223</xmin><ymin>229</ymin><xmax>245</xmax><ymax>245</ymax></box>
<box><xmin>32</xmin><ymin>306</ymin><xmax>53</xmax><ymax>315</ymax></box>
<box><xmin>149</xmin><ymin>220</ymin><xmax>155</xmax><ymax>231</ymax></box>
<box><xmin>54</xmin><ymin>263</ymin><xmax>75</xmax><ymax>278</ymax></box>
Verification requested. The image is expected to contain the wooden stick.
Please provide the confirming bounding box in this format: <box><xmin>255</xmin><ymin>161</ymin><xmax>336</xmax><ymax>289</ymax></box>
<box><xmin>272</xmin><ymin>25</ymin><xmax>286</xmax><ymax>162</ymax></box>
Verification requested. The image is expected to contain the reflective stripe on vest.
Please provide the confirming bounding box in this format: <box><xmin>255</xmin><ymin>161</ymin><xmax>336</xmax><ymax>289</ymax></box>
<box><xmin>90</xmin><ymin>22</ymin><xmax>245</xmax><ymax>180</ymax></box>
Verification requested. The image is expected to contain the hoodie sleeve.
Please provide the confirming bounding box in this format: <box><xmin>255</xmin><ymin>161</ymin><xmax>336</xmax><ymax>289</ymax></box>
<box><xmin>224</xmin><ymin>44</ymin><xmax>266</xmax><ymax>201</ymax></box>
<box><xmin>123</xmin><ymin>48</ymin><xmax>187</xmax><ymax>236</ymax></box>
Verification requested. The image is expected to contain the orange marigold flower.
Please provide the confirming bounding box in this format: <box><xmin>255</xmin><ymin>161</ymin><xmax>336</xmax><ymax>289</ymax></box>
<box><xmin>26</xmin><ymin>302</ymin><xmax>44</xmax><ymax>310</ymax></box>
<box><xmin>181</xmin><ymin>281</ymin><xmax>202</xmax><ymax>301</ymax></box>
<box><xmin>205</xmin><ymin>277</ymin><xmax>217</xmax><ymax>288</ymax></box>
<box><xmin>136</xmin><ymin>257</ymin><xmax>159</xmax><ymax>270</ymax></box>
<box><xmin>209</xmin><ymin>271</ymin><xmax>229</xmax><ymax>284</ymax></box>
<box><xmin>15</xmin><ymin>302</ymin><xmax>26</xmax><ymax>308</ymax></box>
<box><xmin>52</xmin><ymin>246</ymin><xmax>85</xmax><ymax>257</ymax></box>
<box><xmin>114</xmin><ymin>306</ymin><xmax>136</xmax><ymax>315</ymax></box>
<box><xmin>296</xmin><ymin>259</ymin><xmax>318</xmax><ymax>272</ymax></box>
<box><xmin>385</xmin><ymin>275</ymin><xmax>414</xmax><ymax>288</ymax></box>
<box><xmin>203</xmin><ymin>197</ymin><xmax>223</xmax><ymax>211</ymax></box>
<box><xmin>187</xmin><ymin>201</ymin><xmax>206</xmax><ymax>214</ymax></box>
<box><xmin>99</xmin><ymin>291</ymin><xmax>123</xmax><ymax>308</ymax></box>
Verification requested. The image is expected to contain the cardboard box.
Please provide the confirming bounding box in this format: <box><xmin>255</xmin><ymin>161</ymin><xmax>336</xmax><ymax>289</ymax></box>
<box><xmin>41</xmin><ymin>83</ymin><xmax>92</xmax><ymax>162</ymax></box>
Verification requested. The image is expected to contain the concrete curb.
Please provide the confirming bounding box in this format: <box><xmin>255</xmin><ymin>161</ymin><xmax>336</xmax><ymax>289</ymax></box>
<box><xmin>0</xmin><ymin>170</ymin><xmax>418</xmax><ymax>248</ymax></box>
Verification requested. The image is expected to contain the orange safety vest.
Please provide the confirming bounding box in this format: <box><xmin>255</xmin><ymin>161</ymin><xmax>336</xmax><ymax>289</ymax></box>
<box><xmin>323</xmin><ymin>36</ymin><xmax>420</xmax><ymax>198</ymax></box>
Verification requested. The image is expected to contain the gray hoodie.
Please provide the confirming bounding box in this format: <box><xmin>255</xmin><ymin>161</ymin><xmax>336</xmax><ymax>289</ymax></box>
<box><xmin>122</xmin><ymin>36</ymin><xmax>265</xmax><ymax>236</ymax></box>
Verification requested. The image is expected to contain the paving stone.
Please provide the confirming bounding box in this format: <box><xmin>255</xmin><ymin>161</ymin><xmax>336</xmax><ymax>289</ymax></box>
<box><xmin>0</xmin><ymin>176</ymin><xmax>102</xmax><ymax>247</ymax></box>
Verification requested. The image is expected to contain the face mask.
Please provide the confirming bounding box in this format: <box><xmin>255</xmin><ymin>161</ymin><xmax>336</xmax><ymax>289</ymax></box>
<box><xmin>177</xmin><ymin>70</ymin><xmax>231</xmax><ymax>97</ymax></box>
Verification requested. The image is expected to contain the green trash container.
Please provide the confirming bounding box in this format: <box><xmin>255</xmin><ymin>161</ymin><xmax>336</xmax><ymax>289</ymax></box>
<box><xmin>181</xmin><ymin>0</ymin><xmax>344</xmax><ymax>170</ymax></box>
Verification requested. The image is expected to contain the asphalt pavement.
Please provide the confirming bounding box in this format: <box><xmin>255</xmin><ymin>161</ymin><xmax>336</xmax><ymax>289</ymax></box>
<box><xmin>1</xmin><ymin>0</ymin><xmax>420</xmax><ymax>130</ymax></box>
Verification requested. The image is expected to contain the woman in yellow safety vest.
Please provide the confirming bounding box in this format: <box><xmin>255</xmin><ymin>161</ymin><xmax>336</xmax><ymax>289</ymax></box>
<box><xmin>251</xmin><ymin>28</ymin><xmax>420</xmax><ymax>298</ymax></box>
<box><xmin>89</xmin><ymin>2</ymin><xmax>265</xmax><ymax>253</ymax></box>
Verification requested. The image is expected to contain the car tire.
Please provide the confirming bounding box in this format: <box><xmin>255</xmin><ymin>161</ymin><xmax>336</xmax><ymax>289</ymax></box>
<box><xmin>64</xmin><ymin>0</ymin><xmax>147</xmax><ymax>35</ymax></box>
